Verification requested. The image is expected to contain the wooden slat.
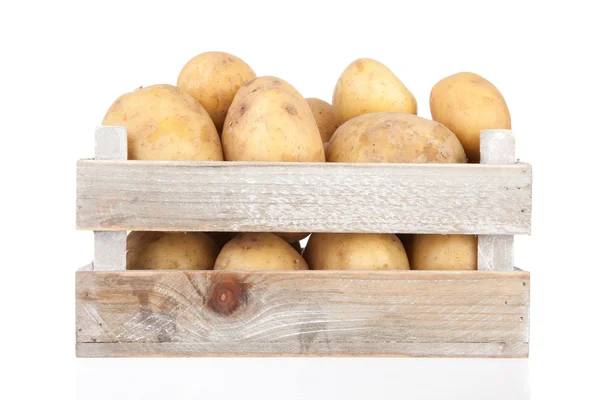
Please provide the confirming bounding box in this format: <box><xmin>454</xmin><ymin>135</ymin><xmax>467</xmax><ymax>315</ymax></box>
<box><xmin>76</xmin><ymin>270</ymin><xmax>530</xmax><ymax>358</ymax></box>
<box><xmin>76</xmin><ymin>161</ymin><xmax>532</xmax><ymax>235</ymax></box>
<box><xmin>93</xmin><ymin>126</ymin><xmax>127</xmax><ymax>270</ymax></box>
<box><xmin>478</xmin><ymin>129</ymin><xmax>516</xmax><ymax>271</ymax></box>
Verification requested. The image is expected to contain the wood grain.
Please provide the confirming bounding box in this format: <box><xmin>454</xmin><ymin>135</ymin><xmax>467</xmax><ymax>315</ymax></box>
<box><xmin>76</xmin><ymin>270</ymin><xmax>530</xmax><ymax>357</ymax></box>
<box><xmin>478</xmin><ymin>129</ymin><xmax>516</xmax><ymax>271</ymax></box>
<box><xmin>76</xmin><ymin>161</ymin><xmax>532</xmax><ymax>234</ymax></box>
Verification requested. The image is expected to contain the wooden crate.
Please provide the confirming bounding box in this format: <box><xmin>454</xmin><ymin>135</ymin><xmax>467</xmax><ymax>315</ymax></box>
<box><xmin>76</xmin><ymin>126</ymin><xmax>531</xmax><ymax>357</ymax></box>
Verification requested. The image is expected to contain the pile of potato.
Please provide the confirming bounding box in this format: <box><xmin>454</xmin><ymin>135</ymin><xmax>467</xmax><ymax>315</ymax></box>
<box><xmin>104</xmin><ymin>52</ymin><xmax>511</xmax><ymax>271</ymax></box>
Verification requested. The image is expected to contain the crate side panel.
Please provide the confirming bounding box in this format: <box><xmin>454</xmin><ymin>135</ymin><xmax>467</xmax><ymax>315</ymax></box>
<box><xmin>76</xmin><ymin>161</ymin><xmax>532</xmax><ymax>234</ymax></box>
<box><xmin>76</xmin><ymin>270</ymin><xmax>530</xmax><ymax>357</ymax></box>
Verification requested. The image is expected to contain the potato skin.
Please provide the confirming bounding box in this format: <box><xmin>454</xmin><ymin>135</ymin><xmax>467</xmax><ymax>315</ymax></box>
<box><xmin>409</xmin><ymin>234</ymin><xmax>477</xmax><ymax>270</ymax></box>
<box><xmin>303</xmin><ymin>233</ymin><xmax>410</xmax><ymax>270</ymax></box>
<box><xmin>326</xmin><ymin>112</ymin><xmax>466</xmax><ymax>163</ymax></box>
<box><xmin>305</xmin><ymin>98</ymin><xmax>340</xmax><ymax>143</ymax></box>
<box><xmin>430</xmin><ymin>72</ymin><xmax>511</xmax><ymax>162</ymax></box>
<box><xmin>102</xmin><ymin>84</ymin><xmax>223</xmax><ymax>161</ymax></box>
<box><xmin>243</xmin><ymin>75</ymin><xmax>303</xmax><ymax>98</ymax></box>
<box><xmin>126</xmin><ymin>232</ymin><xmax>219</xmax><ymax>270</ymax></box>
<box><xmin>177</xmin><ymin>52</ymin><xmax>256</xmax><ymax>131</ymax></box>
<box><xmin>222</xmin><ymin>76</ymin><xmax>325</xmax><ymax>162</ymax></box>
<box><xmin>214</xmin><ymin>233</ymin><xmax>308</xmax><ymax>271</ymax></box>
<box><xmin>333</xmin><ymin>58</ymin><xmax>417</xmax><ymax>125</ymax></box>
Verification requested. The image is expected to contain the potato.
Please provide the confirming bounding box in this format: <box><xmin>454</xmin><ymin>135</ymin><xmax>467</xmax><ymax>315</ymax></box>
<box><xmin>303</xmin><ymin>233</ymin><xmax>410</xmax><ymax>270</ymax></box>
<box><xmin>243</xmin><ymin>75</ymin><xmax>303</xmax><ymax>98</ymax></box>
<box><xmin>332</xmin><ymin>58</ymin><xmax>417</xmax><ymax>125</ymax></box>
<box><xmin>275</xmin><ymin>232</ymin><xmax>310</xmax><ymax>243</ymax></box>
<box><xmin>430</xmin><ymin>72</ymin><xmax>511</xmax><ymax>162</ymax></box>
<box><xmin>214</xmin><ymin>233</ymin><xmax>308</xmax><ymax>271</ymax></box>
<box><xmin>126</xmin><ymin>231</ymin><xmax>219</xmax><ymax>270</ymax></box>
<box><xmin>222</xmin><ymin>76</ymin><xmax>325</xmax><ymax>162</ymax></box>
<box><xmin>326</xmin><ymin>112</ymin><xmax>466</xmax><ymax>163</ymax></box>
<box><xmin>102</xmin><ymin>84</ymin><xmax>223</xmax><ymax>161</ymax></box>
<box><xmin>409</xmin><ymin>234</ymin><xmax>477</xmax><ymax>270</ymax></box>
<box><xmin>126</xmin><ymin>231</ymin><xmax>163</xmax><ymax>258</ymax></box>
<box><xmin>177</xmin><ymin>52</ymin><xmax>256</xmax><ymax>131</ymax></box>
<box><xmin>305</xmin><ymin>98</ymin><xmax>339</xmax><ymax>143</ymax></box>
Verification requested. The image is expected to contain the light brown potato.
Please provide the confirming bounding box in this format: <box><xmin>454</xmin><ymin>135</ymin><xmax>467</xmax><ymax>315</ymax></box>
<box><xmin>305</xmin><ymin>98</ymin><xmax>340</xmax><ymax>143</ymax></box>
<box><xmin>102</xmin><ymin>84</ymin><xmax>223</xmax><ymax>161</ymax></box>
<box><xmin>177</xmin><ymin>52</ymin><xmax>256</xmax><ymax>131</ymax></box>
<box><xmin>409</xmin><ymin>234</ymin><xmax>477</xmax><ymax>270</ymax></box>
<box><xmin>326</xmin><ymin>112</ymin><xmax>466</xmax><ymax>163</ymax></box>
<box><xmin>430</xmin><ymin>72</ymin><xmax>511</xmax><ymax>162</ymax></box>
<box><xmin>242</xmin><ymin>75</ymin><xmax>303</xmax><ymax>98</ymax></box>
<box><xmin>332</xmin><ymin>58</ymin><xmax>417</xmax><ymax>125</ymax></box>
<box><xmin>275</xmin><ymin>232</ymin><xmax>310</xmax><ymax>243</ymax></box>
<box><xmin>214</xmin><ymin>233</ymin><xmax>308</xmax><ymax>271</ymax></box>
<box><xmin>303</xmin><ymin>233</ymin><xmax>410</xmax><ymax>270</ymax></box>
<box><xmin>126</xmin><ymin>231</ymin><xmax>219</xmax><ymax>270</ymax></box>
<box><xmin>222</xmin><ymin>76</ymin><xmax>325</xmax><ymax>162</ymax></box>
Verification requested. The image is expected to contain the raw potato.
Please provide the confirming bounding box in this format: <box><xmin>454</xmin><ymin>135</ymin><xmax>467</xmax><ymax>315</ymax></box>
<box><xmin>326</xmin><ymin>112</ymin><xmax>466</xmax><ymax>163</ymax></box>
<box><xmin>177</xmin><ymin>52</ymin><xmax>256</xmax><ymax>131</ymax></box>
<box><xmin>126</xmin><ymin>231</ymin><xmax>219</xmax><ymax>270</ymax></box>
<box><xmin>332</xmin><ymin>58</ymin><xmax>417</xmax><ymax>125</ymax></box>
<box><xmin>214</xmin><ymin>233</ymin><xmax>308</xmax><ymax>271</ymax></box>
<box><xmin>409</xmin><ymin>234</ymin><xmax>477</xmax><ymax>270</ymax></box>
<box><xmin>242</xmin><ymin>75</ymin><xmax>303</xmax><ymax>98</ymax></box>
<box><xmin>303</xmin><ymin>233</ymin><xmax>410</xmax><ymax>270</ymax></box>
<box><xmin>430</xmin><ymin>72</ymin><xmax>511</xmax><ymax>162</ymax></box>
<box><xmin>102</xmin><ymin>84</ymin><xmax>223</xmax><ymax>161</ymax></box>
<box><xmin>126</xmin><ymin>231</ymin><xmax>163</xmax><ymax>257</ymax></box>
<box><xmin>275</xmin><ymin>232</ymin><xmax>310</xmax><ymax>243</ymax></box>
<box><xmin>222</xmin><ymin>76</ymin><xmax>325</xmax><ymax>161</ymax></box>
<box><xmin>305</xmin><ymin>98</ymin><xmax>339</xmax><ymax>143</ymax></box>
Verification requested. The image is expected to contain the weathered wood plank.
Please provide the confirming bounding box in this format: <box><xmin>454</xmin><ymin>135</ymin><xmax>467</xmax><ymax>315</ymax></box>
<box><xmin>76</xmin><ymin>270</ymin><xmax>530</xmax><ymax>357</ymax></box>
<box><xmin>93</xmin><ymin>126</ymin><xmax>127</xmax><ymax>270</ymax></box>
<box><xmin>76</xmin><ymin>161</ymin><xmax>532</xmax><ymax>235</ymax></box>
<box><xmin>478</xmin><ymin>129</ymin><xmax>516</xmax><ymax>271</ymax></box>
<box><xmin>76</xmin><ymin>342</ymin><xmax>529</xmax><ymax>358</ymax></box>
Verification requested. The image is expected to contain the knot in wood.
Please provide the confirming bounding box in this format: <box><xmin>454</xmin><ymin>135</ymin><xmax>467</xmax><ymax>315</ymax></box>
<box><xmin>207</xmin><ymin>276</ymin><xmax>246</xmax><ymax>316</ymax></box>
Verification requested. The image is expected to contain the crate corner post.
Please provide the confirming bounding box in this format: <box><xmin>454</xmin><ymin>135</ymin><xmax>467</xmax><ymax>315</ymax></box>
<box><xmin>92</xmin><ymin>126</ymin><xmax>127</xmax><ymax>270</ymax></box>
<box><xmin>477</xmin><ymin>129</ymin><xmax>515</xmax><ymax>271</ymax></box>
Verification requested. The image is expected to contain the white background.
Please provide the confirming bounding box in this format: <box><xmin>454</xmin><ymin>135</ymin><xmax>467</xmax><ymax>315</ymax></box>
<box><xmin>2</xmin><ymin>0</ymin><xmax>599</xmax><ymax>399</ymax></box>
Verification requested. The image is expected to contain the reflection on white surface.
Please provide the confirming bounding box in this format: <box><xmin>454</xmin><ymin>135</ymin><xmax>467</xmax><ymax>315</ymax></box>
<box><xmin>77</xmin><ymin>358</ymin><xmax>529</xmax><ymax>400</ymax></box>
